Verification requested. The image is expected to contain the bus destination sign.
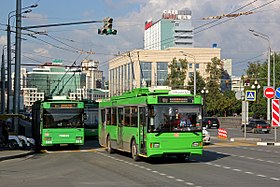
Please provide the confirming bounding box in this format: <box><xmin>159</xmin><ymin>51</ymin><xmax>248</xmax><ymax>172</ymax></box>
<box><xmin>50</xmin><ymin>103</ymin><xmax>78</xmax><ymax>108</ymax></box>
<box><xmin>158</xmin><ymin>96</ymin><xmax>194</xmax><ymax>103</ymax></box>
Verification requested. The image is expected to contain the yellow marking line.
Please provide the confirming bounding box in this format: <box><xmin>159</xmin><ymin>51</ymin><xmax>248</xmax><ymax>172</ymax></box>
<box><xmin>204</xmin><ymin>142</ymin><xmax>257</xmax><ymax>148</ymax></box>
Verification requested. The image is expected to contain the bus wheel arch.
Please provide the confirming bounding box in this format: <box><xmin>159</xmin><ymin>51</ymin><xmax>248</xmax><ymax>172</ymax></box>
<box><xmin>106</xmin><ymin>134</ymin><xmax>114</xmax><ymax>154</ymax></box>
<box><xmin>131</xmin><ymin>138</ymin><xmax>140</xmax><ymax>161</ymax></box>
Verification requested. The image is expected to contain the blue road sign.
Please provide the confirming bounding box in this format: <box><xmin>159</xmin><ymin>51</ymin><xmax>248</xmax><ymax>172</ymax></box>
<box><xmin>245</xmin><ymin>90</ymin><xmax>256</xmax><ymax>101</ymax></box>
<box><xmin>275</xmin><ymin>87</ymin><xmax>280</xmax><ymax>98</ymax></box>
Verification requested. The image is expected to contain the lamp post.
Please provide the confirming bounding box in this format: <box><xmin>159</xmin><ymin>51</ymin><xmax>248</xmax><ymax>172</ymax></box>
<box><xmin>201</xmin><ymin>87</ymin><xmax>209</xmax><ymax>117</ymax></box>
<box><xmin>180</xmin><ymin>51</ymin><xmax>196</xmax><ymax>96</ymax></box>
<box><xmin>249</xmin><ymin>29</ymin><xmax>271</xmax><ymax>121</ymax></box>
<box><xmin>7</xmin><ymin>3</ymin><xmax>38</xmax><ymax>114</ymax></box>
<box><xmin>1</xmin><ymin>45</ymin><xmax>7</xmax><ymax>114</ymax></box>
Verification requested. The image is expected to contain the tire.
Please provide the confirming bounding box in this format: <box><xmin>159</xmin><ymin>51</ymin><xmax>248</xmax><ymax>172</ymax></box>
<box><xmin>8</xmin><ymin>140</ymin><xmax>18</xmax><ymax>150</ymax></box>
<box><xmin>131</xmin><ymin>139</ymin><xmax>140</xmax><ymax>161</ymax></box>
<box><xmin>106</xmin><ymin>135</ymin><xmax>113</xmax><ymax>154</ymax></box>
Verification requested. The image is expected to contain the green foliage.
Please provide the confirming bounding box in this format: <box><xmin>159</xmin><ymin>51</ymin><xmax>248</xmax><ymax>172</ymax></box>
<box><xmin>166</xmin><ymin>58</ymin><xmax>188</xmax><ymax>89</ymax></box>
<box><xmin>187</xmin><ymin>71</ymin><xmax>206</xmax><ymax>94</ymax></box>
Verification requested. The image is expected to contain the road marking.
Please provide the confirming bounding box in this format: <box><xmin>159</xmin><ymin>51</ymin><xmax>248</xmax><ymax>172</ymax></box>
<box><xmin>207</xmin><ymin>150</ymin><xmax>278</xmax><ymax>165</ymax></box>
<box><xmin>95</xmin><ymin>150</ymin><xmax>202</xmax><ymax>186</ymax></box>
<box><xmin>206</xmin><ymin>162</ymin><xmax>278</xmax><ymax>182</ymax></box>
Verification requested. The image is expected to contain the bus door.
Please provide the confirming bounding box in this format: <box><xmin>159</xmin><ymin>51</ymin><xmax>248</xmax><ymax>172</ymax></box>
<box><xmin>100</xmin><ymin>109</ymin><xmax>106</xmax><ymax>146</ymax></box>
<box><xmin>117</xmin><ymin>107</ymin><xmax>124</xmax><ymax>148</ymax></box>
<box><xmin>139</xmin><ymin>107</ymin><xmax>146</xmax><ymax>155</ymax></box>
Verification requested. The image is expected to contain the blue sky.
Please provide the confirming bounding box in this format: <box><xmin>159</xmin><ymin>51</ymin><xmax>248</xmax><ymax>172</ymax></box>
<box><xmin>1</xmin><ymin>0</ymin><xmax>279</xmax><ymax>78</ymax></box>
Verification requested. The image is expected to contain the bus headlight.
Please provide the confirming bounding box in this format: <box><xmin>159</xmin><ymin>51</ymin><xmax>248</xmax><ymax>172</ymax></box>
<box><xmin>44</xmin><ymin>137</ymin><xmax>52</xmax><ymax>141</ymax></box>
<box><xmin>192</xmin><ymin>142</ymin><xmax>202</xmax><ymax>147</ymax></box>
<box><xmin>150</xmin><ymin>143</ymin><xmax>160</xmax><ymax>148</ymax></box>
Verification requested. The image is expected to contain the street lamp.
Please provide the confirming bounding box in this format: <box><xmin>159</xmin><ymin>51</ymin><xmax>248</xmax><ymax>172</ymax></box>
<box><xmin>201</xmin><ymin>87</ymin><xmax>209</xmax><ymax>117</ymax></box>
<box><xmin>249</xmin><ymin>29</ymin><xmax>271</xmax><ymax>121</ymax></box>
<box><xmin>7</xmin><ymin>3</ymin><xmax>38</xmax><ymax>114</ymax></box>
<box><xmin>180</xmin><ymin>51</ymin><xmax>197</xmax><ymax>96</ymax></box>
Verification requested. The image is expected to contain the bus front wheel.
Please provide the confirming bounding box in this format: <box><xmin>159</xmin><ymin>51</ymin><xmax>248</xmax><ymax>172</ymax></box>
<box><xmin>106</xmin><ymin>135</ymin><xmax>113</xmax><ymax>154</ymax></box>
<box><xmin>131</xmin><ymin>139</ymin><xmax>140</xmax><ymax>161</ymax></box>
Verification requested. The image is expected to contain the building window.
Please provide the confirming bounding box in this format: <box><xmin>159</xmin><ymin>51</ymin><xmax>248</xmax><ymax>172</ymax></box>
<box><xmin>140</xmin><ymin>62</ymin><xmax>152</xmax><ymax>86</ymax></box>
<box><xmin>195</xmin><ymin>64</ymin><xmax>199</xmax><ymax>69</ymax></box>
<box><xmin>189</xmin><ymin>72</ymin><xmax>194</xmax><ymax>78</ymax></box>
<box><xmin>189</xmin><ymin>63</ymin><xmax>193</xmax><ymax>69</ymax></box>
<box><xmin>157</xmin><ymin>62</ymin><xmax>168</xmax><ymax>86</ymax></box>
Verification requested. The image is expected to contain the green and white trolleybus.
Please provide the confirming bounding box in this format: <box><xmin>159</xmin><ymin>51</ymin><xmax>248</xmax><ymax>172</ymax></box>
<box><xmin>98</xmin><ymin>86</ymin><xmax>204</xmax><ymax>161</ymax></box>
<box><xmin>32</xmin><ymin>96</ymin><xmax>85</xmax><ymax>150</ymax></box>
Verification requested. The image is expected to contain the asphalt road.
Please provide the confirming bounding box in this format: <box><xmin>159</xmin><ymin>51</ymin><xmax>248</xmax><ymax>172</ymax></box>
<box><xmin>1</xmin><ymin>138</ymin><xmax>280</xmax><ymax>187</ymax></box>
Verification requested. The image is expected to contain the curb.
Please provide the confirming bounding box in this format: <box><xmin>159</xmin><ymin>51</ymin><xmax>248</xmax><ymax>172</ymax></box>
<box><xmin>0</xmin><ymin>151</ymin><xmax>34</xmax><ymax>162</ymax></box>
<box><xmin>257</xmin><ymin>142</ymin><xmax>280</xmax><ymax>146</ymax></box>
<box><xmin>230</xmin><ymin>137</ymin><xmax>261</xmax><ymax>142</ymax></box>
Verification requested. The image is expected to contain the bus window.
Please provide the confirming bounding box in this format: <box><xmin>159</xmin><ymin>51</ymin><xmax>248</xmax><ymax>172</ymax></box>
<box><xmin>118</xmin><ymin>108</ymin><xmax>124</xmax><ymax>125</ymax></box>
<box><xmin>131</xmin><ymin>106</ymin><xmax>138</xmax><ymax>127</ymax></box>
<box><xmin>124</xmin><ymin>107</ymin><xmax>130</xmax><ymax>126</ymax></box>
<box><xmin>112</xmin><ymin>108</ymin><xmax>117</xmax><ymax>126</ymax></box>
<box><xmin>101</xmin><ymin>109</ymin><xmax>105</xmax><ymax>126</ymax></box>
<box><xmin>106</xmin><ymin>108</ymin><xmax>111</xmax><ymax>125</ymax></box>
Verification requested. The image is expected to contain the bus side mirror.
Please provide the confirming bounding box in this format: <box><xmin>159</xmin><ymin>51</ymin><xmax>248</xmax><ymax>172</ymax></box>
<box><xmin>83</xmin><ymin>114</ymin><xmax>87</xmax><ymax>120</ymax></box>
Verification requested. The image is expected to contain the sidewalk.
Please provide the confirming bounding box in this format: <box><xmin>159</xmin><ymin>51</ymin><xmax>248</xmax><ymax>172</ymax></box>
<box><xmin>0</xmin><ymin>149</ymin><xmax>34</xmax><ymax>161</ymax></box>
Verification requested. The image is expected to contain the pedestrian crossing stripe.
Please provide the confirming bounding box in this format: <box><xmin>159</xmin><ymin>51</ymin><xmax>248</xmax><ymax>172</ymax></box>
<box><xmin>245</xmin><ymin>90</ymin><xmax>256</xmax><ymax>101</ymax></box>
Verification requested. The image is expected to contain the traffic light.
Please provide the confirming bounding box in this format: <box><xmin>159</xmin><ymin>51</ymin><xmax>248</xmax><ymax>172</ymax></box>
<box><xmin>98</xmin><ymin>17</ymin><xmax>117</xmax><ymax>35</ymax></box>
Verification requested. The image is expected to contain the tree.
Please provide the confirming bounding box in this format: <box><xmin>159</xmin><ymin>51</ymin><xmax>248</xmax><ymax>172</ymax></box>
<box><xmin>166</xmin><ymin>58</ymin><xmax>188</xmax><ymax>89</ymax></box>
<box><xmin>187</xmin><ymin>71</ymin><xmax>206</xmax><ymax>94</ymax></box>
<box><xmin>205</xmin><ymin>57</ymin><xmax>223</xmax><ymax>116</ymax></box>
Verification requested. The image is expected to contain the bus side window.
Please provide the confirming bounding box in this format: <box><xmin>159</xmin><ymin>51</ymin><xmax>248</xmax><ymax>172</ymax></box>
<box><xmin>124</xmin><ymin>107</ymin><xmax>130</xmax><ymax>126</ymax></box>
<box><xmin>106</xmin><ymin>108</ymin><xmax>111</xmax><ymax>125</ymax></box>
<box><xmin>131</xmin><ymin>106</ymin><xmax>138</xmax><ymax>127</ymax></box>
<box><xmin>101</xmin><ymin>109</ymin><xmax>105</xmax><ymax>126</ymax></box>
<box><xmin>111</xmin><ymin>108</ymin><xmax>117</xmax><ymax>126</ymax></box>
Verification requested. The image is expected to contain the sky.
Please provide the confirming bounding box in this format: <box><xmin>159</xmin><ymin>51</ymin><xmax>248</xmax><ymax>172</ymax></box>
<box><xmin>0</xmin><ymin>0</ymin><xmax>279</xmax><ymax>78</ymax></box>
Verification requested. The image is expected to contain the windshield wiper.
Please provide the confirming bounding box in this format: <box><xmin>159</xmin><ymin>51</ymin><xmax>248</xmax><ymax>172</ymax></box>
<box><xmin>155</xmin><ymin>129</ymin><xmax>165</xmax><ymax>136</ymax></box>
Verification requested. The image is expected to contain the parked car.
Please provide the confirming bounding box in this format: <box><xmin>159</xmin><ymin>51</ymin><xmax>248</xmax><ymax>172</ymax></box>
<box><xmin>202</xmin><ymin>127</ymin><xmax>211</xmax><ymax>145</ymax></box>
<box><xmin>241</xmin><ymin>119</ymin><xmax>270</xmax><ymax>134</ymax></box>
<box><xmin>202</xmin><ymin>117</ymin><xmax>220</xmax><ymax>129</ymax></box>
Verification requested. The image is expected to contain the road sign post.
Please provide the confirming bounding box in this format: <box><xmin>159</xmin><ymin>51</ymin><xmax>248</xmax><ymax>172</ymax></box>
<box><xmin>272</xmin><ymin>99</ymin><xmax>279</xmax><ymax>142</ymax></box>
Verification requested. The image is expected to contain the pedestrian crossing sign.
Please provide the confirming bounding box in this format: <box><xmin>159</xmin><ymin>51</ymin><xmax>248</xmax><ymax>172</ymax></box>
<box><xmin>245</xmin><ymin>90</ymin><xmax>256</xmax><ymax>101</ymax></box>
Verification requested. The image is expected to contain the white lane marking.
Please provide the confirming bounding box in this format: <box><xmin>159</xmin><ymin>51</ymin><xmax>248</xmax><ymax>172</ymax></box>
<box><xmin>167</xmin><ymin>176</ymin><xmax>175</xmax><ymax>179</ymax></box>
<box><xmin>245</xmin><ymin>171</ymin><xmax>254</xmax><ymax>175</ymax></box>
<box><xmin>96</xmin><ymin>150</ymin><xmax>202</xmax><ymax>186</ymax></box>
<box><xmin>233</xmin><ymin>169</ymin><xmax>242</xmax><ymax>172</ymax></box>
<box><xmin>206</xmin><ymin>162</ymin><xmax>278</xmax><ymax>182</ymax></box>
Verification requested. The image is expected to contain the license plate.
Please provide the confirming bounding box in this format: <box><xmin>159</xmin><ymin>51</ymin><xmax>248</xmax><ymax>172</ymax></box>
<box><xmin>262</xmin><ymin>129</ymin><xmax>268</xmax><ymax>131</ymax></box>
<box><xmin>212</xmin><ymin>123</ymin><xmax>217</xmax><ymax>126</ymax></box>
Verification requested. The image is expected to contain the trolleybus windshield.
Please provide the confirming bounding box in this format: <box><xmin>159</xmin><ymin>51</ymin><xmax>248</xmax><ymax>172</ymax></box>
<box><xmin>43</xmin><ymin>108</ymin><xmax>83</xmax><ymax>128</ymax></box>
<box><xmin>148</xmin><ymin>104</ymin><xmax>202</xmax><ymax>133</ymax></box>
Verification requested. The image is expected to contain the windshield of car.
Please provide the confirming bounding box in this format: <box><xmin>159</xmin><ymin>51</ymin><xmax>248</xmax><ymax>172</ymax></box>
<box><xmin>148</xmin><ymin>104</ymin><xmax>202</xmax><ymax>133</ymax></box>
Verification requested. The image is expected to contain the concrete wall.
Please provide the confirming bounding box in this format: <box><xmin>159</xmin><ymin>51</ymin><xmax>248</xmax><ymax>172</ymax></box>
<box><xmin>218</xmin><ymin>117</ymin><xmax>242</xmax><ymax>128</ymax></box>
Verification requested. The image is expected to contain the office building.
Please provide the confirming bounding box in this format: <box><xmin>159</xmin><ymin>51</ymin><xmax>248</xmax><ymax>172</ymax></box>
<box><xmin>109</xmin><ymin>47</ymin><xmax>221</xmax><ymax>97</ymax></box>
<box><xmin>144</xmin><ymin>9</ymin><xmax>193</xmax><ymax>50</ymax></box>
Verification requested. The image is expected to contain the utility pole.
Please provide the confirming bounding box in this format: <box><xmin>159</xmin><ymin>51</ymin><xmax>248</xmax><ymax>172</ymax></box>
<box><xmin>1</xmin><ymin>47</ymin><xmax>5</xmax><ymax>114</ymax></box>
<box><xmin>13</xmin><ymin>0</ymin><xmax>22</xmax><ymax>133</ymax></box>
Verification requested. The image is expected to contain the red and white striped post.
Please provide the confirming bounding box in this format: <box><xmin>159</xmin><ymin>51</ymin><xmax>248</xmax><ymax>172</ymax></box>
<box><xmin>272</xmin><ymin>99</ymin><xmax>280</xmax><ymax>127</ymax></box>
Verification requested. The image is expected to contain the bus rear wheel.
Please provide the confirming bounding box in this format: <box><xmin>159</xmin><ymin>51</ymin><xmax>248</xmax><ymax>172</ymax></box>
<box><xmin>106</xmin><ymin>135</ymin><xmax>113</xmax><ymax>154</ymax></box>
<box><xmin>131</xmin><ymin>139</ymin><xmax>140</xmax><ymax>161</ymax></box>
